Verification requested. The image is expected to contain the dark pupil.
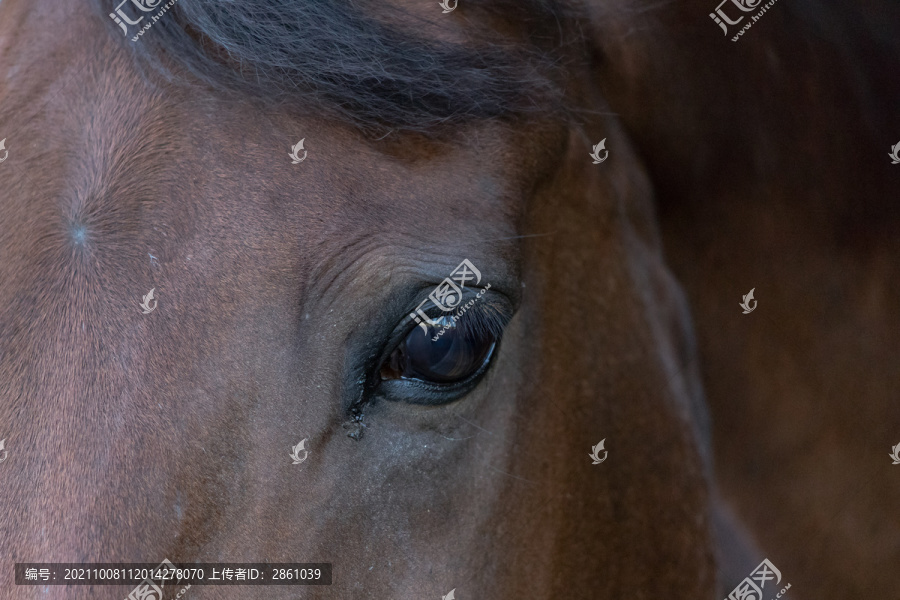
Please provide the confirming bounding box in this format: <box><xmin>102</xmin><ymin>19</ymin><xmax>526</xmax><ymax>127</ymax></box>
<box><xmin>381</xmin><ymin>316</ymin><xmax>496</xmax><ymax>384</ymax></box>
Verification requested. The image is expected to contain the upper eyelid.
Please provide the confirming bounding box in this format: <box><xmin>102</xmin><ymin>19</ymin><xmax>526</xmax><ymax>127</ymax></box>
<box><xmin>407</xmin><ymin>286</ymin><xmax>495</xmax><ymax>322</ymax></box>
<box><xmin>452</xmin><ymin>296</ymin><xmax>513</xmax><ymax>340</ymax></box>
<box><xmin>406</xmin><ymin>289</ymin><xmax>512</xmax><ymax>339</ymax></box>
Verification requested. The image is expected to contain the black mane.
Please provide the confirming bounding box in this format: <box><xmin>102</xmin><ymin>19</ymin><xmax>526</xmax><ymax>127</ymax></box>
<box><xmin>98</xmin><ymin>0</ymin><xmax>581</xmax><ymax>135</ymax></box>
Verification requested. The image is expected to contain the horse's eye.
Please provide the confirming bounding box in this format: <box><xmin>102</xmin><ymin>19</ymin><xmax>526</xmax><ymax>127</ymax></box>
<box><xmin>380</xmin><ymin>316</ymin><xmax>497</xmax><ymax>385</ymax></box>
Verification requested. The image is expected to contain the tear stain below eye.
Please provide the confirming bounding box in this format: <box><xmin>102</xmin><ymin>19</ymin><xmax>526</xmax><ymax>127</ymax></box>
<box><xmin>344</xmin><ymin>375</ymin><xmax>369</xmax><ymax>441</ymax></box>
<box><xmin>343</xmin><ymin>407</ymin><xmax>367</xmax><ymax>441</ymax></box>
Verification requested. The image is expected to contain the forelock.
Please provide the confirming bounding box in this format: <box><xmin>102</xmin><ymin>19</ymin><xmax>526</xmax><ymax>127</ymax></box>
<box><xmin>96</xmin><ymin>0</ymin><xmax>584</xmax><ymax>136</ymax></box>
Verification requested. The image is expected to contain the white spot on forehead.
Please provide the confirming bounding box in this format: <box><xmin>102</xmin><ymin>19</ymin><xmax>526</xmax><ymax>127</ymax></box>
<box><xmin>70</xmin><ymin>223</ymin><xmax>88</xmax><ymax>245</ymax></box>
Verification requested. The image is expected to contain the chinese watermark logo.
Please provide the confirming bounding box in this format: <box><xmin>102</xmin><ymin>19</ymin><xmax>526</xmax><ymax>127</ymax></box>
<box><xmin>710</xmin><ymin>0</ymin><xmax>781</xmax><ymax>41</ymax></box>
<box><xmin>0</xmin><ymin>138</ymin><xmax>8</xmax><ymax>163</ymax></box>
<box><xmin>740</xmin><ymin>288</ymin><xmax>757</xmax><ymax>314</ymax></box>
<box><xmin>0</xmin><ymin>439</ymin><xmax>8</xmax><ymax>464</ymax></box>
<box><xmin>589</xmin><ymin>439</ymin><xmax>608</xmax><ymax>464</ymax></box>
<box><xmin>889</xmin><ymin>142</ymin><xmax>900</xmax><ymax>164</ymax></box>
<box><xmin>110</xmin><ymin>0</ymin><xmax>161</xmax><ymax>35</ymax></box>
<box><xmin>410</xmin><ymin>259</ymin><xmax>484</xmax><ymax>337</ymax></box>
<box><xmin>140</xmin><ymin>288</ymin><xmax>158</xmax><ymax>314</ymax></box>
<box><xmin>290</xmin><ymin>139</ymin><xmax>307</xmax><ymax>164</ymax></box>
<box><xmin>725</xmin><ymin>558</ymin><xmax>790</xmax><ymax>600</ymax></box>
<box><xmin>290</xmin><ymin>438</ymin><xmax>309</xmax><ymax>465</ymax></box>
<box><xmin>110</xmin><ymin>0</ymin><xmax>181</xmax><ymax>42</ymax></box>
<box><xmin>125</xmin><ymin>558</ymin><xmax>178</xmax><ymax>600</ymax></box>
<box><xmin>439</xmin><ymin>0</ymin><xmax>458</xmax><ymax>13</ymax></box>
<box><xmin>710</xmin><ymin>0</ymin><xmax>760</xmax><ymax>34</ymax></box>
<box><xmin>890</xmin><ymin>443</ymin><xmax>900</xmax><ymax>465</ymax></box>
<box><xmin>590</xmin><ymin>139</ymin><xmax>608</xmax><ymax>164</ymax></box>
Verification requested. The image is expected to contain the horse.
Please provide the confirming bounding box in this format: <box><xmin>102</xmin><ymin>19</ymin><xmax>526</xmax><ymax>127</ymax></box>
<box><xmin>0</xmin><ymin>0</ymin><xmax>897</xmax><ymax>598</ymax></box>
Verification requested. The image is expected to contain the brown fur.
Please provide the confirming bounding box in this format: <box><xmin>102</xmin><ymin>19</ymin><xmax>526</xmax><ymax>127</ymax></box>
<box><xmin>0</xmin><ymin>0</ymin><xmax>895</xmax><ymax>598</ymax></box>
<box><xmin>584</xmin><ymin>0</ymin><xmax>900</xmax><ymax>595</ymax></box>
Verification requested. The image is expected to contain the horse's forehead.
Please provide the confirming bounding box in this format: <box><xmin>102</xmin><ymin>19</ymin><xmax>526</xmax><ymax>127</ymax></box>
<box><xmin>26</xmin><ymin>70</ymin><xmax>524</xmax><ymax>283</ymax></box>
<box><xmin>3</xmin><ymin>0</ymin><xmax>554</xmax><ymax>263</ymax></box>
<box><xmin>112</xmin><ymin>104</ymin><xmax>525</xmax><ymax>273</ymax></box>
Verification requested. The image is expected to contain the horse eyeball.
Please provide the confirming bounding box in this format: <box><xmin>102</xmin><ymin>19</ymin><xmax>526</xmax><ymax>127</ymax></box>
<box><xmin>380</xmin><ymin>316</ymin><xmax>496</xmax><ymax>384</ymax></box>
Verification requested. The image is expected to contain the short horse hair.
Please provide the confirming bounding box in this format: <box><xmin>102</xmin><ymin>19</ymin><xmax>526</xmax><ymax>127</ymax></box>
<box><xmin>98</xmin><ymin>0</ymin><xmax>581</xmax><ymax>135</ymax></box>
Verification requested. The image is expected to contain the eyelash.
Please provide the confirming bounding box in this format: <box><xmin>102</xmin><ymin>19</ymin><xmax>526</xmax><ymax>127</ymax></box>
<box><xmin>410</xmin><ymin>293</ymin><xmax>512</xmax><ymax>345</ymax></box>
<box><xmin>437</xmin><ymin>297</ymin><xmax>511</xmax><ymax>341</ymax></box>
